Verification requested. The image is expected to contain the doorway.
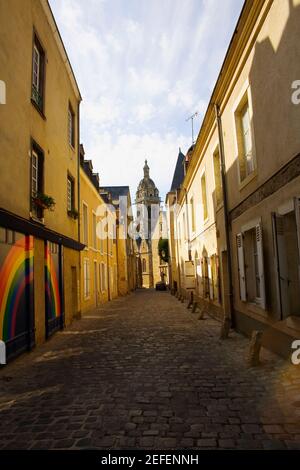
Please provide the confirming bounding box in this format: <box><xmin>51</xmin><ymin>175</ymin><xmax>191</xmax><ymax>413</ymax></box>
<box><xmin>94</xmin><ymin>261</ymin><xmax>98</xmax><ymax>307</ymax></box>
<box><xmin>71</xmin><ymin>266</ymin><xmax>78</xmax><ymax>319</ymax></box>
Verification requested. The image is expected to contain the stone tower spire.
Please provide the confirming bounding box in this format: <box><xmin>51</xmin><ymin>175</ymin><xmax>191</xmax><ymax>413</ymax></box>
<box><xmin>143</xmin><ymin>159</ymin><xmax>149</xmax><ymax>179</ymax></box>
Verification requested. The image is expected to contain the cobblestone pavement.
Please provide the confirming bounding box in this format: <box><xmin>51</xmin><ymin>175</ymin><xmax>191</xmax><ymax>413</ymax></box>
<box><xmin>0</xmin><ymin>289</ymin><xmax>300</xmax><ymax>450</ymax></box>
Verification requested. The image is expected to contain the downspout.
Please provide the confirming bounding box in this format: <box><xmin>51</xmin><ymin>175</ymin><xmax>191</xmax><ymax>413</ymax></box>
<box><xmin>77</xmin><ymin>100</ymin><xmax>81</xmax><ymax>316</ymax></box>
<box><xmin>106</xmin><ymin>209</ymin><xmax>111</xmax><ymax>301</ymax></box>
<box><xmin>77</xmin><ymin>102</ymin><xmax>80</xmax><ymax>243</ymax></box>
<box><xmin>116</xmin><ymin>208</ymin><xmax>120</xmax><ymax>296</ymax></box>
<box><xmin>184</xmin><ymin>187</ymin><xmax>192</xmax><ymax>261</ymax></box>
<box><xmin>214</xmin><ymin>103</ymin><xmax>233</xmax><ymax>332</ymax></box>
<box><xmin>174</xmin><ymin>190</ymin><xmax>182</xmax><ymax>293</ymax></box>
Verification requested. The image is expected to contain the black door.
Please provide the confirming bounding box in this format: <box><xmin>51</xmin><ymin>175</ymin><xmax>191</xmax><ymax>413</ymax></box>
<box><xmin>45</xmin><ymin>241</ymin><xmax>64</xmax><ymax>338</ymax></box>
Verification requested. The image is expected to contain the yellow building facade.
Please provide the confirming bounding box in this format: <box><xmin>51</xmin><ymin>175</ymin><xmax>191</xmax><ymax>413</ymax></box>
<box><xmin>99</xmin><ymin>186</ymin><xmax>137</xmax><ymax>296</ymax></box>
<box><xmin>167</xmin><ymin>0</ymin><xmax>300</xmax><ymax>357</ymax></box>
<box><xmin>80</xmin><ymin>149</ymin><xmax>119</xmax><ymax>313</ymax></box>
<box><xmin>0</xmin><ymin>0</ymin><xmax>83</xmax><ymax>361</ymax></box>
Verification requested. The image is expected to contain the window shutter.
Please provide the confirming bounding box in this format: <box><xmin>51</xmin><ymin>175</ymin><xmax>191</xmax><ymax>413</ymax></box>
<box><xmin>236</xmin><ymin>233</ymin><xmax>246</xmax><ymax>301</ymax></box>
<box><xmin>256</xmin><ymin>223</ymin><xmax>266</xmax><ymax>310</ymax></box>
<box><xmin>208</xmin><ymin>258</ymin><xmax>213</xmax><ymax>300</ymax></box>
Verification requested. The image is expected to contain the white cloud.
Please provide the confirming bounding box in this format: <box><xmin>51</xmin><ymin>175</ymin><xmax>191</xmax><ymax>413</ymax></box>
<box><xmin>49</xmin><ymin>0</ymin><xmax>244</xmax><ymax>199</ymax></box>
<box><xmin>135</xmin><ymin>103</ymin><xmax>156</xmax><ymax>123</ymax></box>
<box><xmin>86</xmin><ymin>131</ymin><xmax>191</xmax><ymax>199</ymax></box>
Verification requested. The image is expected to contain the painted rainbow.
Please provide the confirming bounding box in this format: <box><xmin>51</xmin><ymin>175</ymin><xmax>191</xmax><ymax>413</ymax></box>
<box><xmin>0</xmin><ymin>236</ymin><xmax>34</xmax><ymax>342</ymax></box>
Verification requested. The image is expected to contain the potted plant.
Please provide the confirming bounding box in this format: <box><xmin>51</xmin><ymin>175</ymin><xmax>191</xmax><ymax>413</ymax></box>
<box><xmin>68</xmin><ymin>208</ymin><xmax>79</xmax><ymax>220</ymax></box>
<box><xmin>32</xmin><ymin>192</ymin><xmax>56</xmax><ymax>211</ymax></box>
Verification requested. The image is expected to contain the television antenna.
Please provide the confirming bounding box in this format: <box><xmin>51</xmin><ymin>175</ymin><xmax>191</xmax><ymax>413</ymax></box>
<box><xmin>186</xmin><ymin>111</ymin><xmax>198</xmax><ymax>145</ymax></box>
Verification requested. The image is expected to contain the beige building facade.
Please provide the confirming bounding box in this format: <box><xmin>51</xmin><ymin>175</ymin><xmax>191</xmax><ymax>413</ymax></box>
<box><xmin>167</xmin><ymin>0</ymin><xmax>300</xmax><ymax>358</ymax></box>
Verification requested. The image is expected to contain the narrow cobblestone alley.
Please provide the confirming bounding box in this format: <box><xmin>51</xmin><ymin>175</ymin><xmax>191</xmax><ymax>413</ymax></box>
<box><xmin>0</xmin><ymin>290</ymin><xmax>300</xmax><ymax>450</ymax></box>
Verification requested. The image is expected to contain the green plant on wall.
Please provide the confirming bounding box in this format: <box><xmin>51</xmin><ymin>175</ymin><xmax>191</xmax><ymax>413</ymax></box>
<box><xmin>158</xmin><ymin>238</ymin><xmax>169</xmax><ymax>263</ymax></box>
<box><xmin>32</xmin><ymin>192</ymin><xmax>56</xmax><ymax>211</ymax></box>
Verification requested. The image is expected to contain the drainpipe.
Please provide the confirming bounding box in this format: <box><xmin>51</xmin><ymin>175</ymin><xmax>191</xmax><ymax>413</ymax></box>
<box><xmin>174</xmin><ymin>190</ymin><xmax>182</xmax><ymax>293</ymax></box>
<box><xmin>183</xmin><ymin>187</ymin><xmax>192</xmax><ymax>261</ymax></box>
<box><xmin>77</xmin><ymin>102</ymin><xmax>80</xmax><ymax>243</ymax></box>
<box><xmin>116</xmin><ymin>207</ymin><xmax>120</xmax><ymax>296</ymax></box>
<box><xmin>106</xmin><ymin>209</ymin><xmax>111</xmax><ymax>301</ymax></box>
<box><xmin>214</xmin><ymin>104</ymin><xmax>233</xmax><ymax>331</ymax></box>
<box><xmin>77</xmin><ymin>100</ymin><xmax>81</xmax><ymax>315</ymax></box>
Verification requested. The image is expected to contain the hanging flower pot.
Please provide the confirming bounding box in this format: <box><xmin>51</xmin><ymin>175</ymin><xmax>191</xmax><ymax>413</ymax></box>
<box><xmin>32</xmin><ymin>192</ymin><xmax>56</xmax><ymax>211</ymax></box>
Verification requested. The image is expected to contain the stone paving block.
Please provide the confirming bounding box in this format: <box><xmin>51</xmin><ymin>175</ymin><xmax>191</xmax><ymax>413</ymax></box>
<box><xmin>0</xmin><ymin>290</ymin><xmax>299</xmax><ymax>450</ymax></box>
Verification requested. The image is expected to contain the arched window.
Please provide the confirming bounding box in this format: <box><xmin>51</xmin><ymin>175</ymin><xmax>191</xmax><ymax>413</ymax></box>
<box><xmin>142</xmin><ymin>258</ymin><xmax>147</xmax><ymax>273</ymax></box>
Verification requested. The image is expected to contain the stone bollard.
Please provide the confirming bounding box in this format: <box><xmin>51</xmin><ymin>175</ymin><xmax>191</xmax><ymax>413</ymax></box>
<box><xmin>198</xmin><ymin>307</ymin><xmax>205</xmax><ymax>320</ymax></box>
<box><xmin>187</xmin><ymin>292</ymin><xmax>194</xmax><ymax>309</ymax></box>
<box><xmin>220</xmin><ymin>317</ymin><xmax>231</xmax><ymax>339</ymax></box>
<box><xmin>247</xmin><ymin>330</ymin><xmax>263</xmax><ymax>367</ymax></box>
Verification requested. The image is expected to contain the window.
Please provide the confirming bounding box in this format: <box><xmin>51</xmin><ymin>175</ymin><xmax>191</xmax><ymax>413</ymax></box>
<box><xmin>213</xmin><ymin>147</ymin><xmax>222</xmax><ymax>207</ymax></box>
<box><xmin>101</xmin><ymin>263</ymin><xmax>106</xmax><ymax>291</ymax></box>
<box><xmin>142</xmin><ymin>258</ymin><xmax>147</xmax><ymax>273</ymax></box>
<box><xmin>83</xmin><ymin>258</ymin><xmax>90</xmax><ymax>299</ymax></box>
<box><xmin>31</xmin><ymin>34</ymin><xmax>45</xmax><ymax>112</ymax></box>
<box><xmin>92</xmin><ymin>212</ymin><xmax>97</xmax><ymax>249</ymax></box>
<box><xmin>236</xmin><ymin>222</ymin><xmax>266</xmax><ymax>308</ymax></box>
<box><xmin>183</xmin><ymin>213</ymin><xmax>186</xmax><ymax>240</ymax></box>
<box><xmin>31</xmin><ymin>142</ymin><xmax>44</xmax><ymax>219</ymax></box>
<box><xmin>190</xmin><ymin>197</ymin><xmax>195</xmax><ymax>233</ymax></box>
<box><xmin>83</xmin><ymin>203</ymin><xmax>88</xmax><ymax>245</ymax></box>
<box><xmin>67</xmin><ymin>175</ymin><xmax>75</xmax><ymax>212</ymax></box>
<box><xmin>68</xmin><ymin>105</ymin><xmax>75</xmax><ymax>148</ymax></box>
<box><xmin>0</xmin><ymin>229</ymin><xmax>15</xmax><ymax>245</ymax></box>
<box><xmin>0</xmin><ymin>227</ymin><xmax>5</xmax><ymax>244</ymax></box>
<box><xmin>201</xmin><ymin>172</ymin><xmax>208</xmax><ymax>221</ymax></box>
<box><xmin>99</xmin><ymin>221</ymin><xmax>104</xmax><ymax>254</ymax></box>
<box><xmin>234</xmin><ymin>93</ymin><xmax>255</xmax><ymax>182</ymax></box>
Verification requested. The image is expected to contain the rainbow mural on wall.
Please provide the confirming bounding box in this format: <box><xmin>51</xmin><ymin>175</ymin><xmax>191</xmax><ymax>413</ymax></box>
<box><xmin>45</xmin><ymin>243</ymin><xmax>61</xmax><ymax>320</ymax></box>
<box><xmin>0</xmin><ymin>235</ymin><xmax>34</xmax><ymax>342</ymax></box>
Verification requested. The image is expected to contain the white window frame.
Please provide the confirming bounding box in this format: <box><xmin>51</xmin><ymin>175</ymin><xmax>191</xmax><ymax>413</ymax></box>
<box><xmin>190</xmin><ymin>196</ymin><xmax>195</xmax><ymax>234</ymax></box>
<box><xmin>237</xmin><ymin>218</ymin><xmax>266</xmax><ymax>309</ymax></box>
<box><xmin>200</xmin><ymin>167</ymin><xmax>208</xmax><ymax>222</ymax></box>
<box><xmin>31</xmin><ymin>150</ymin><xmax>38</xmax><ymax>197</ymax></box>
<box><xmin>232</xmin><ymin>79</ymin><xmax>256</xmax><ymax>187</ymax></box>
<box><xmin>212</xmin><ymin>142</ymin><xmax>223</xmax><ymax>208</ymax></box>
<box><xmin>82</xmin><ymin>201</ymin><xmax>88</xmax><ymax>246</ymax></box>
<box><xmin>67</xmin><ymin>176</ymin><xmax>73</xmax><ymax>212</ymax></box>
<box><xmin>68</xmin><ymin>105</ymin><xmax>75</xmax><ymax>148</ymax></box>
<box><xmin>83</xmin><ymin>258</ymin><xmax>90</xmax><ymax>299</ymax></box>
<box><xmin>32</xmin><ymin>45</ymin><xmax>40</xmax><ymax>91</ymax></box>
<box><xmin>101</xmin><ymin>262</ymin><xmax>106</xmax><ymax>292</ymax></box>
<box><xmin>92</xmin><ymin>211</ymin><xmax>97</xmax><ymax>250</ymax></box>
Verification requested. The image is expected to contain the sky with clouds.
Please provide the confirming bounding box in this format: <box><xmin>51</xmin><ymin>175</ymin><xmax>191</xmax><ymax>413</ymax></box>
<box><xmin>49</xmin><ymin>0</ymin><xmax>244</xmax><ymax>202</ymax></box>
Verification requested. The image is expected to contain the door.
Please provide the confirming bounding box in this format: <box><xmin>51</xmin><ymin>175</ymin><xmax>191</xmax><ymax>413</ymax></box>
<box><xmin>94</xmin><ymin>261</ymin><xmax>98</xmax><ymax>306</ymax></box>
<box><xmin>71</xmin><ymin>266</ymin><xmax>78</xmax><ymax>319</ymax></box>
<box><xmin>45</xmin><ymin>241</ymin><xmax>63</xmax><ymax>337</ymax></box>
<box><xmin>0</xmin><ymin>229</ymin><xmax>35</xmax><ymax>361</ymax></box>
